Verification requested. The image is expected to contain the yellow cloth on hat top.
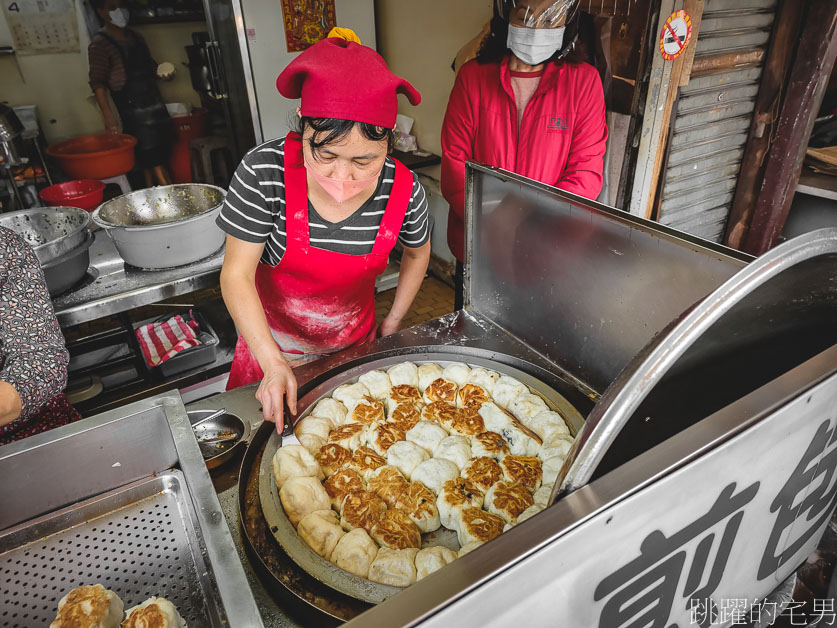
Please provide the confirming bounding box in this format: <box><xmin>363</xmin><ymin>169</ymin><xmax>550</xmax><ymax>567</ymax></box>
<box><xmin>327</xmin><ymin>27</ymin><xmax>361</xmax><ymax>44</ymax></box>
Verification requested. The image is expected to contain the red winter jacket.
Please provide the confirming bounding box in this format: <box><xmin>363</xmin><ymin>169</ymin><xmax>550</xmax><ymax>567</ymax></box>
<box><xmin>441</xmin><ymin>56</ymin><xmax>608</xmax><ymax>262</ymax></box>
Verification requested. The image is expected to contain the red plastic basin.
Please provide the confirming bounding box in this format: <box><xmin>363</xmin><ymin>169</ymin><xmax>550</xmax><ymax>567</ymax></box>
<box><xmin>40</xmin><ymin>180</ymin><xmax>106</xmax><ymax>212</ymax></box>
<box><xmin>46</xmin><ymin>133</ymin><xmax>137</xmax><ymax>180</ymax></box>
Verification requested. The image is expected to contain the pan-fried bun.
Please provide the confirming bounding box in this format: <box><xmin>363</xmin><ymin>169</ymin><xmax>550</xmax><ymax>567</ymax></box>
<box><xmin>370</xmin><ymin>509</ymin><xmax>421</xmax><ymax>549</ymax></box>
<box><xmin>340</xmin><ymin>490</ymin><xmax>388</xmax><ymax>533</ymax></box>
<box><xmin>331</xmin><ymin>528</ymin><xmax>379</xmax><ymax>578</ymax></box>
<box><xmin>437</xmin><ymin>477</ymin><xmax>484</xmax><ymax>529</ymax></box>
<box><xmin>470</xmin><ymin>431</ymin><xmax>510</xmax><ymax>461</ymax></box>
<box><xmin>386</xmin><ymin>440</ymin><xmax>429</xmax><ymax>480</ymax></box>
<box><xmin>367</xmin><ymin>465</ymin><xmax>409</xmax><ymax>508</ymax></box>
<box><xmin>423</xmin><ymin>378</ymin><xmax>458</xmax><ymax>405</ymax></box>
<box><xmin>417</xmin><ymin>363</ymin><xmax>443</xmax><ymax>391</ymax></box>
<box><xmin>280</xmin><ymin>475</ymin><xmax>331</xmax><ymax>527</ymax></box>
<box><xmin>350</xmin><ymin>445</ymin><xmax>387</xmax><ymax>479</ymax></box>
<box><xmin>386</xmin><ymin>362</ymin><xmax>419</xmax><ymax>388</ymax></box>
<box><xmin>484</xmin><ymin>481</ymin><xmax>534</xmax><ymax>524</ymax></box>
<box><xmin>311</xmin><ymin>397</ymin><xmax>348</xmax><ymax>426</ymax></box>
<box><xmin>315</xmin><ymin>443</ymin><xmax>352</xmax><ymax>477</ymax></box>
<box><xmin>415</xmin><ymin>546</ymin><xmax>458</xmax><ymax>580</ymax></box>
<box><xmin>462</xmin><ymin>456</ymin><xmax>503</xmax><ymax>492</ymax></box>
<box><xmin>122</xmin><ymin>596</ymin><xmax>185</xmax><ymax>628</ymax></box>
<box><xmin>273</xmin><ymin>444</ymin><xmax>324</xmax><ymax>490</ymax></box>
<box><xmin>441</xmin><ymin>362</ymin><xmax>471</xmax><ymax>388</ymax></box>
<box><xmin>368</xmin><ymin>547</ymin><xmax>419</xmax><ymax>587</ymax></box>
<box><xmin>323</xmin><ymin>467</ymin><xmax>365</xmax><ymax>511</ymax></box>
<box><xmin>357</xmin><ymin>369</ymin><xmax>392</xmax><ymax>400</ymax></box>
<box><xmin>367</xmin><ymin>422</ymin><xmax>406</xmax><ymax>456</ymax></box>
<box><xmin>50</xmin><ymin>584</ymin><xmax>123</xmax><ymax>628</ymax></box>
<box><xmin>500</xmin><ymin>455</ymin><xmax>543</xmax><ymax>493</ymax></box>
<box><xmin>298</xmin><ymin>509</ymin><xmax>345</xmax><ymax>560</ymax></box>
<box><xmin>327</xmin><ymin>422</ymin><xmax>367</xmax><ymax>451</ymax></box>
<box><xmin>388</xmin><ymin>403</ymin><xmax>422</xmax><ymax>431</ymax></box>
<box><xmin>455</xmin><ymin>507</ymin><xmax>505</xmax><ymax>546</ymax></box>
<box><xmin>395</xmin><ymin>481</ymin><xmax>441</xmax><ymax>533</ymax></box>
<box><xmin>457</xmin><ymin>383</ymin><xmax>490</xmax><ymax>409</ymax></box>
<box><xmin>350</xmin><ymin>397</ymin><xmax>385</xmax><ymax>426</ymax></box>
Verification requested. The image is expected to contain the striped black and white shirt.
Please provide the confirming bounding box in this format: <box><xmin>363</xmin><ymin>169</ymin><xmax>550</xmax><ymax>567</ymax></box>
<box><xmin>217</xmin><ymin>137</ymin><xmax>429</xmax><ymax>266</ymax></box>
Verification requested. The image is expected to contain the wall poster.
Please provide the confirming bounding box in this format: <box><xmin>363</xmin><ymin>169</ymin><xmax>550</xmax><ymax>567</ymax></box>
<box><xmin>280</xmin><ymin>0</ymin><xmax>336</xmax><ymax>53</ymax></box>
<box><xmin>2</xmin><ymin>0</ymin><xmax>79</xmax><ymax>55</ymax></box>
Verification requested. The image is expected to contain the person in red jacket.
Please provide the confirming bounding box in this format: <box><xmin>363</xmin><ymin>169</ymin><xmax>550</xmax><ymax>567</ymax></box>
<box><xmin>442</xmin><ymin>0</ymin><xmax>607</xmax><ymax>309</ymax></box>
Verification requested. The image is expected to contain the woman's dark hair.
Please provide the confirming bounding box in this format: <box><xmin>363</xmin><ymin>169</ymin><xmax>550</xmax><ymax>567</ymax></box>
<box><xmin>295</xmin><ymin>116</ymin><xmax>394</xmax><ymax>158</ymax></box>
<box><xmin>476</xmin><ymin>2</ymin><xmax>587</xmax><ymax>65</ymax></box>
<box><xmin>89</xmin><ymin>0</ymin><xmax>107</xmax><ymax>11</ymax></box>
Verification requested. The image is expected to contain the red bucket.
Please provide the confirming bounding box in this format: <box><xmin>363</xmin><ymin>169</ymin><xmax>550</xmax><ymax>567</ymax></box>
<box><xmin>40</xmin><ymin>180</ymin><xmax>106</xmax><ymax>212</ymax></box>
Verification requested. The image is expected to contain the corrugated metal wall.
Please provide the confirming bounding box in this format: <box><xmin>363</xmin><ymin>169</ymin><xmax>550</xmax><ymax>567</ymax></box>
<box><xmin>656</xmin><ymin>0</ymin><xmax>777</xmax><ymax>242</ymax></box>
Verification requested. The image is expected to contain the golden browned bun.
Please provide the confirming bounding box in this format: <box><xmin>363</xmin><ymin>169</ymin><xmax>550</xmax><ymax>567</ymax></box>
<box><xmin>340</xmin><ymin>490</ymin><xmax>388</xmax><ymax>533</ymax></box>
<box><xmin>388</xmin><ymin>403</ymin><xmax>422</xmax><ymax>431</ymax></box>
<box><xmin>368</xmin><ymin>422</ymin><xmax>406</xmax><ymax>456</ymax></box>
<box><xmin>368</xmin><ymin>465</ymin><xmax>409</xmax><ymax>508</ymax></box>
<box><xmin>500</xmin><ymin>455</ymin><xmax>543</xmax><ymax>493</ymax></box>
<box><xmin>350</xmin><ymin>445</ymin><xmax>387</xmax><ymax>478</ymax></box>
<box><xmin>323</xmin><ymin>467</ymin><xmax>365</xmax><ymax>511</ymax></box>
<box><xmin>50</xmin><ymin>584</ymin><xmax>123</xmax><ymax>628</ymax></box>
<box><xmin>471</xmin><ymin>431</ymin><xmax>510</xmax><ymax>460</ymax></box>
<box><xmin>462</xmin><ymin>456</ymin><xmax>503</xmax><ymax>492</ymax></box>
<box><xmin>423</xmin><ymin>378</ymin><xmax>457</xmax><ymax>404</ymax></box>
<box><xmin>388</xmin><ymin>384</ymin><xmax>422</xmax><ymax>407</ymax></box>
<box><xmin>450</xmin><ymin>406</ymin><xmax>486</xmax><ymax>436</ymax></box>
<box><xmin>458</xmin><ymin>383</ymin><xmax>490</xmax><ymax>408</ymax></box>
<box><xmin>395</xmin><ymin>481</ymin><xmax>441</xmax><ymax>533</ymax></box>
<box><xmin>327</xmin><ymin>423</ymin><xmax>366</xmax><ymax>450</ymax></box>
<box><xmin>456</xmin><ymin>507</ymin><xmax>505</xmax><ymax>546</ymax></box>
<box><xmin>315</xmin><ymin>443</ymin><xmax>352</xmax><ymax>477</ymax></box>
<box><xmin>484</xmin><ymin>481</ymin><xmax>535</xmax><ymax>524</ymax></box>
<box><xmin>370</xmin><ymin>508</ymin><xmax>422</xmax><ymax>549</ymax></box>
<box><xmin>351</xmin><ymin>397</ymin><xmax>385</xmax><ymax>425</ymax></box>
<box><xmin>122</xmin><ymin>597</ymin><xmax>185</xmax><ymax>628</ymax></box>
<box><xmin>421</xmin><ymin>401</ymin><xmax>460</xmax><ymax>432</ymax></box>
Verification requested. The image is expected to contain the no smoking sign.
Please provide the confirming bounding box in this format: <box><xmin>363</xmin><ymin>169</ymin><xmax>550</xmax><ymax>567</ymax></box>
<box><xmin>659</xmin><ymin>10</ymin><xmax>693</xmax><ymax>61</ymax></box>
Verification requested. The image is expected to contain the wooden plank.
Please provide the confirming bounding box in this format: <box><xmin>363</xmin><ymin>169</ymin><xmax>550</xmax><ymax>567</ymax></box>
<box><xmin>642</xmin><ymin>0</ymin><xmax>705</xmax><ymax>218</ymax></box>
<box><xmin>690</xmin><ymin>49</ymin><xmax>765</xmax><ymax>76</ymax></box>
<box><xmin>678</xmin><ymin>0</ymin><xmax>704</xmax><ymax>86</ymax></box>
<box><xmin>724</xmin><ymin>0</ymin><xmax>805</xmax><ymax>250</ymax></box>
<box><xmin>742</xmin><ymin>0</ymin><xmax>837</xmax><ymax>254</ymax></box>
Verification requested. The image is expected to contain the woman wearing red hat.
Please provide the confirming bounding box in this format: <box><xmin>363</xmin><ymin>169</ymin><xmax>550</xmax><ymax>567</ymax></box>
<box><xmin>217</xmin><ymin>35</ymin><xmax>430</xmax><ymax>431</ymax></box>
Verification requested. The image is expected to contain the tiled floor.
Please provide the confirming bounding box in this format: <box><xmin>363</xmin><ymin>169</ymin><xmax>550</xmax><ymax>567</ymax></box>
<box><xmin>375</xmin><ymin>275</ymin><xmax>455</xmax><ymax>329</ymax></box>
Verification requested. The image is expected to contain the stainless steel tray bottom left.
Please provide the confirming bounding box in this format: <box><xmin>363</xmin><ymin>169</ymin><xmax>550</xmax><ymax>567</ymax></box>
<box><xmin>0</xmin><ymin>470</ymin><xmax>221</xmax><ymax>628</ymax></box>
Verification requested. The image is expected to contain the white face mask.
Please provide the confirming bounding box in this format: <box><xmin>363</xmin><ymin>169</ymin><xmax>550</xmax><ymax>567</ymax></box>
<box><xmin>507</xmin><ymin>24</ymin><xmax>565</xmax><ymax>65</ymax></box>
<box><xmin>109</xmin><ymin>7</ymin><xmax>130</xmax><ymax>28</ymax></box>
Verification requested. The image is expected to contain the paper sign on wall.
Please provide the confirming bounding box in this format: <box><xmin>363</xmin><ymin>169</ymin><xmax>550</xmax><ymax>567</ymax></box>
<box><xmin>280</xmin><ymin>0</ymin><xmax>336</xmax><ymax>53</ymax></box>
<box><xmin>2</xmin><ymin>0</ymin><xmax>79</xmax><ymax>55</ymax></box>
<box><xmin>659</xmin><ymin>9</ymin><xmax>692</xmax><ymax>61</ymax></box>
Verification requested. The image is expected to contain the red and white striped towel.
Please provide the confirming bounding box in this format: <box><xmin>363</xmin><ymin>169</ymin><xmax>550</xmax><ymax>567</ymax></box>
<box><xmin>136</xmin><ymin>312</ymin><xmax>202</xmax><ymax>367</ymax></box>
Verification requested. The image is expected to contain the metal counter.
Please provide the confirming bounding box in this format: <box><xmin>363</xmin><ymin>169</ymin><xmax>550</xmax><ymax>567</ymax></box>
<box><xmin>53</xmin><ymin>230</ymin><xmax>224</xmax><ymax>328</ymax></box>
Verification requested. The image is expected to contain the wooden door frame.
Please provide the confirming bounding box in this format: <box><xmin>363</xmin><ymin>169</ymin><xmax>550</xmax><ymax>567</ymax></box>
<box><xmin>724</xmin><ymin>0</ymin><xmax>837</xmax><ymax>254</ymax></box>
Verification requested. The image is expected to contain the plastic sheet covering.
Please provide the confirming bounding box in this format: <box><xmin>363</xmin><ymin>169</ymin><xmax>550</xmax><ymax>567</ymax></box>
<box><xmin>496</xmin><ymin>0</ymin><xmax>579</xmax><ymax>28</ymax></box>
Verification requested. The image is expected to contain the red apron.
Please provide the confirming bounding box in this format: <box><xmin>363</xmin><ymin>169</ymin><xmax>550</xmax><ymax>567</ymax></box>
<box><xmin>226</xmin><ymin>132</ymin><xmax>412</xmax><ymax>390</ymax></box>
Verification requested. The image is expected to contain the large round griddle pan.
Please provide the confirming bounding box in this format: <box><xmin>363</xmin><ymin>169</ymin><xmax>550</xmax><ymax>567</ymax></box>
<box><xmin>258</xmin><ymin>352</ymin><xmax>585</xmax><ymax>604</ymax></box>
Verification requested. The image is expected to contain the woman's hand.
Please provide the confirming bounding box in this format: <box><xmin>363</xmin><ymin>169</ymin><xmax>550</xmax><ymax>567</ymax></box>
<box><xmin>256</xmin><ymin>360</ymin><xmax>298</xmax><ymax>433</ymax></box>
<box><xmin>103</xmin><ymin>112</ymin><xmax>119</xmax><ymax>134</ymax></box>
<box><xmin>379</xmin><ymin>313</ymin><xmax>403</xmax><ymax>337</ymax></box>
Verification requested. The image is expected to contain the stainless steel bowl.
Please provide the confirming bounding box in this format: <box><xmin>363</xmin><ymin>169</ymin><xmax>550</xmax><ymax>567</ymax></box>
<box><xmin>92</xmin><ymin>184</ymin><xmax>226</xmax><ymax>269</ymax></box>
<box><xmin>188</xmin><ymin>409</ymin><xmax>250</xmax><ymax>469</ymax></box>
<box><xmin>0</xmin><ymin>207</ymin><xmax>90</xmax><ymax>265</ymax></box>
<box><xmin>93</xmin><ymin>183</ymin><xmax>225</xmax><ymax>227</ymax></box>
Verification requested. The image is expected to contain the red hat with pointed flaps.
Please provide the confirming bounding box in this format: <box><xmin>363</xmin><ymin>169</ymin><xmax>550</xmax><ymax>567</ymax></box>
<box><xmin>276</xmin><ymin>37</ymin><xmax>421</xmax><ymax>128</ymax></box>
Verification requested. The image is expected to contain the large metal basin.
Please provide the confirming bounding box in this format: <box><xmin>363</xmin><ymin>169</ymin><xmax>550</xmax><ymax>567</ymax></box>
<box><xmin>0</xmin><ymin>207</ymin><xmax>90</xmax><ymax>265</ymax></box>
<box><xmin>92</xmin><ymin>184</ymin><xmax>226</xmax><ymax>269</ymax></box>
